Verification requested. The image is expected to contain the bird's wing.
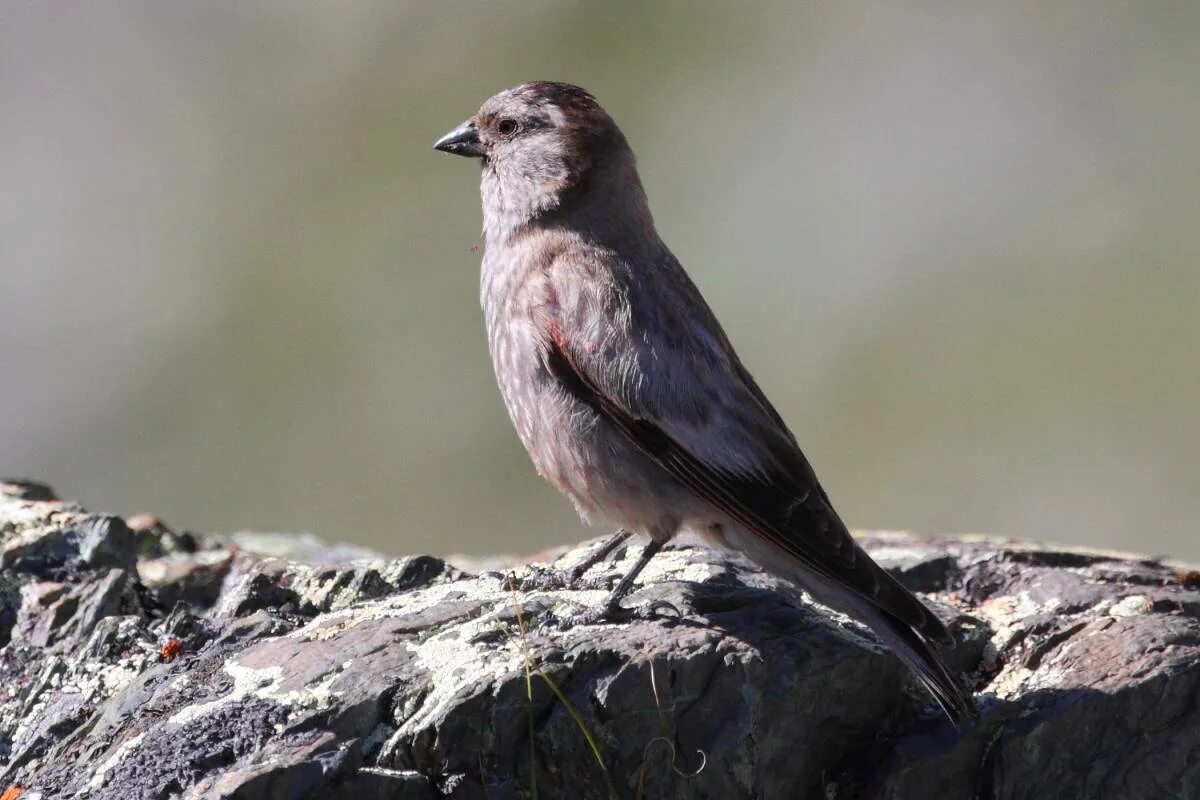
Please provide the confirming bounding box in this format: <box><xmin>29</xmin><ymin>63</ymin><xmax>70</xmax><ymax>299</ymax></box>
<box><xmin>538</xmin><ymin>282</ymin><xmax>953</xmax><ymax>649</ymax></box>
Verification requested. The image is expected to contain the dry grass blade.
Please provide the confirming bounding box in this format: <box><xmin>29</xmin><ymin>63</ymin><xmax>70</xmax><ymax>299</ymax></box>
<box><xmin>636</xmin><ymin>660</ymin><xmax>707</xmax><ymax>798</ymax></box>
<box><xmin>508</xmin><ymin>576</ymin><xmax>617</xmax><ymax>799</ymax></box>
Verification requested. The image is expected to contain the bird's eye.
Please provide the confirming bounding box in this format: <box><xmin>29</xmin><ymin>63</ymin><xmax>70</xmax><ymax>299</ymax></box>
<box><xmin>496</xmin><ymin>118</ymin><xmax>520</xmax><ymax>136</ymax></box>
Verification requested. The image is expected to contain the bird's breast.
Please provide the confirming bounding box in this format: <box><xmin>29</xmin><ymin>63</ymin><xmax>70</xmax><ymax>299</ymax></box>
<box><xmin>478</xmin><ymin>244</ymin><xmax>692</xmax><ymax>531</ymax></box>
<box><xmin>479</xmin><ymin>263</ymin><xmax>610</xmax><ymax>520</ymax></box>
<box><xmin>482</xmin><ymin>251</ymin><xmax>577</xmax><ymax>475</ymax></box>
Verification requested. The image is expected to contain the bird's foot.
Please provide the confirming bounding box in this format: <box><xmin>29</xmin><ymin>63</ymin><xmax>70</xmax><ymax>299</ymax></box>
<box><xmin>560</xmin><ymin>529</ymin><xmax>635</xmax><ymax>587</ymax></box>
<box><xmin>506</xmin><ymin>564</ymin><xmax>575</xmax><ymax>593</ymax></box>
<box><xmin>507</xmin><ymin>562</ymin><xmax>617</xmax><ymax>594</ymax></box>
<box><xmin>544</xmin><ymin>597</ymin><xmax>682</xmax><ymax>630</ymax></box>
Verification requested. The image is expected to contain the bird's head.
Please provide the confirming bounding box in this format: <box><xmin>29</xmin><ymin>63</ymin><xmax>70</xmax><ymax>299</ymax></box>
<box><xmin>435</xmin><ymin>82</ymin><xmax>644</xmax><ymax>238</ymax></box>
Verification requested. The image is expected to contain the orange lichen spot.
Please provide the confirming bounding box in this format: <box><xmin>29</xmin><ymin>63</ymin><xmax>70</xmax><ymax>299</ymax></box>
<box><xmin>1</xmin><ymin>785</ymin><xmax>22</xmax><ymax>800</ymax></box>
<box><xmin>159</xmin><ymin>637</ymin><xmax>183</xmax><ymax>662</ymax></box>
<box><xmin>1179</xmin><ymin>570</ymin><xmax>1200</xmax><ymax>590</ymax></box>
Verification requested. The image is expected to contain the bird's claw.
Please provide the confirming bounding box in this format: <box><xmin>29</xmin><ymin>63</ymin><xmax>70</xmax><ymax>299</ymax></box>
<box><xmin>545</xmin><ymin>597</ymin><xmax>682</xmax><ymax>630</ymax></box>
<box><xmin>507</xmin><ymin>563</ymin><xmax>616</xmax><ymax>594</ymax></box>
<box><xmin>506</xmin><ymin>565</ymin><xmax>574</xmax><ymax>593</ymax></box>
<box><xmin>564</xmin><ymin>564</ymin><xmax>592</xmax><ymax>587</ymax></box>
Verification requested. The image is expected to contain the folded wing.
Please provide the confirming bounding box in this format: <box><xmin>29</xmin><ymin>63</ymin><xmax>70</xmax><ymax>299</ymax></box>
<box><xmin>539</xmin><ymin>281</ymin><xmax>975</xmax><ymax>721</ymax></box>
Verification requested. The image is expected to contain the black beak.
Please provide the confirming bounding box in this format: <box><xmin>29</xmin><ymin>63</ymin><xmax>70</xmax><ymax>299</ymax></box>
<box><xmin>433</xmin><ymin>120</ymin><xmax>485</xmax><ymax>157</ymax></box>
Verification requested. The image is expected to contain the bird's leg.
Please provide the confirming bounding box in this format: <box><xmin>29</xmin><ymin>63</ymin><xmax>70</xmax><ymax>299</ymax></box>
<box><xmin>565</xmin><ymin>528</ymin><xmax>633</xmax><ymax>586</ymax></box>
<box><xmin>598</xmin><ymin>538</ymin><xmax>663</xmax><ymax>613</ymax></box>
<box><xmin>549</xmin><ymin>539</ymin><xmax>678</xmax><ymax>627</ymax></box>
<box><xmin>512</xmin><ymin>529</ymin><xmax>633</xmax><ymax>593</ymax></box>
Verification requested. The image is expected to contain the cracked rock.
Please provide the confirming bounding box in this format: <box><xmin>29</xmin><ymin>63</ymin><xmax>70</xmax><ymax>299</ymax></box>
<box><xmin>0</xmin><ymin>480</ymin><xmax>1197</xmax><ymax>799</ymax></box>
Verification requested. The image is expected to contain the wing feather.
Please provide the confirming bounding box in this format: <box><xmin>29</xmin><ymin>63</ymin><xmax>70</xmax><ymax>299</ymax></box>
<box><xmin>537</xmin><ymin>264</ymin><xmax>977</xmax><ymax>721</ymax></box>
<box><xmin>543</xmin><ymin>320</ymin><xmax>951</xmax><ymax>647</ymax></box>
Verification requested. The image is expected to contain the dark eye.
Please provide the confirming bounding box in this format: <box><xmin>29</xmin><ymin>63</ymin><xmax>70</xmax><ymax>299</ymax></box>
<box><xmin>496</xmin><ymin>118</ymin><xmax>520</xmax><ymax>136</ymax></box>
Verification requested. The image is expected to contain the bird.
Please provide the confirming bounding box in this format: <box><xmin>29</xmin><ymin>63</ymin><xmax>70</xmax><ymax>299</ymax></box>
<box><xmin>433</xmin><ymin>81</ymin><xmax>976</xmax><ymax>723</ymax></box>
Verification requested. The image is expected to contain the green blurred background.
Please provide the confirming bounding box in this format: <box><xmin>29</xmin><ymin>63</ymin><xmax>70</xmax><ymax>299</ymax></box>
<box><xmin>2</xmin><ymin>2</ymin><xmax>1197</xmax><ymax>561</ymax></box>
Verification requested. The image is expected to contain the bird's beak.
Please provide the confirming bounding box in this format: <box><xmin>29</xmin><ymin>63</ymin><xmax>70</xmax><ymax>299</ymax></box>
<box><xmin>433</xmin><ymin>120</ymin><xmax>485</xmax><ymax>158</ymax></box>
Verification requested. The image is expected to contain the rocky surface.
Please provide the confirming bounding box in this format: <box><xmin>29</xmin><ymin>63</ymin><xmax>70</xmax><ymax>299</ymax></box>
<box><xmin>1</xmin><ymin>479</ymin><xmax>1198</xmax><ymax>799</ymax></box>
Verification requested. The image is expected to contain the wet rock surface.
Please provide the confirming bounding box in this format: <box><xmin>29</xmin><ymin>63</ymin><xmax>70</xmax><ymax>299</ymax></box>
<box><xmin>1</xmin><ymin>480</ymin><xmax>1197</xmax><ymax>799</ymax></box>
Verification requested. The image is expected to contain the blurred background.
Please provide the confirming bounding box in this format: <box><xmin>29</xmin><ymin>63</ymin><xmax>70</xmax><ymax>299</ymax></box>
<box><xmin>2</xmin><ymin>2</ymin><xmax>1197</xmax><ymax>561</ymax></box>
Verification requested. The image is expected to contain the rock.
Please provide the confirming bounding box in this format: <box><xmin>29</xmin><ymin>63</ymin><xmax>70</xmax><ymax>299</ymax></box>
<box><xmin>0</xmin><ymin>481</ymin><xmax>56</xmax><ymax>502</ymax></box>
<box><xmin>0</xmin><ymin>480</ymin><xmax>1197</xmax><ymax>799</ymax></box>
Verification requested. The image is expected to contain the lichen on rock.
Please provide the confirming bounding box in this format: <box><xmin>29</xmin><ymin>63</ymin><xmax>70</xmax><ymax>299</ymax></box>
<box><xmin>1</xmin><ymin>480</ymin><xmax>1198</xmax><ymax>799</ymax></box>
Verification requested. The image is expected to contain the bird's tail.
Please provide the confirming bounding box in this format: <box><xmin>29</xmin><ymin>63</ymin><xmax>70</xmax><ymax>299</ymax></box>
<box><xmin>799</xmin><ymin>567</ymin><xmax>978</xmax><ymax>725</ymax></box>
<box><xmin>859</xmin><ymin>603</ymin><xmax>979</xmax><ymax>725</ymax></box>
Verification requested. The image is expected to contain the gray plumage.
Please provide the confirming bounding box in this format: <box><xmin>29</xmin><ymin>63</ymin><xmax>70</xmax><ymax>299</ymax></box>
<box><xmin>434</xmin><ymin>81</ymin><xmax>976</xmax><ymax>723</ymax></box>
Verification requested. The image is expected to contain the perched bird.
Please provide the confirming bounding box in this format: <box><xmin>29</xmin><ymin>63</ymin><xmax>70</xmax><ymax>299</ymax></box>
<box><xmin>434</xmin><ymin>81</ymin><xmax>976</xmax><ymax>723</ymax></box>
